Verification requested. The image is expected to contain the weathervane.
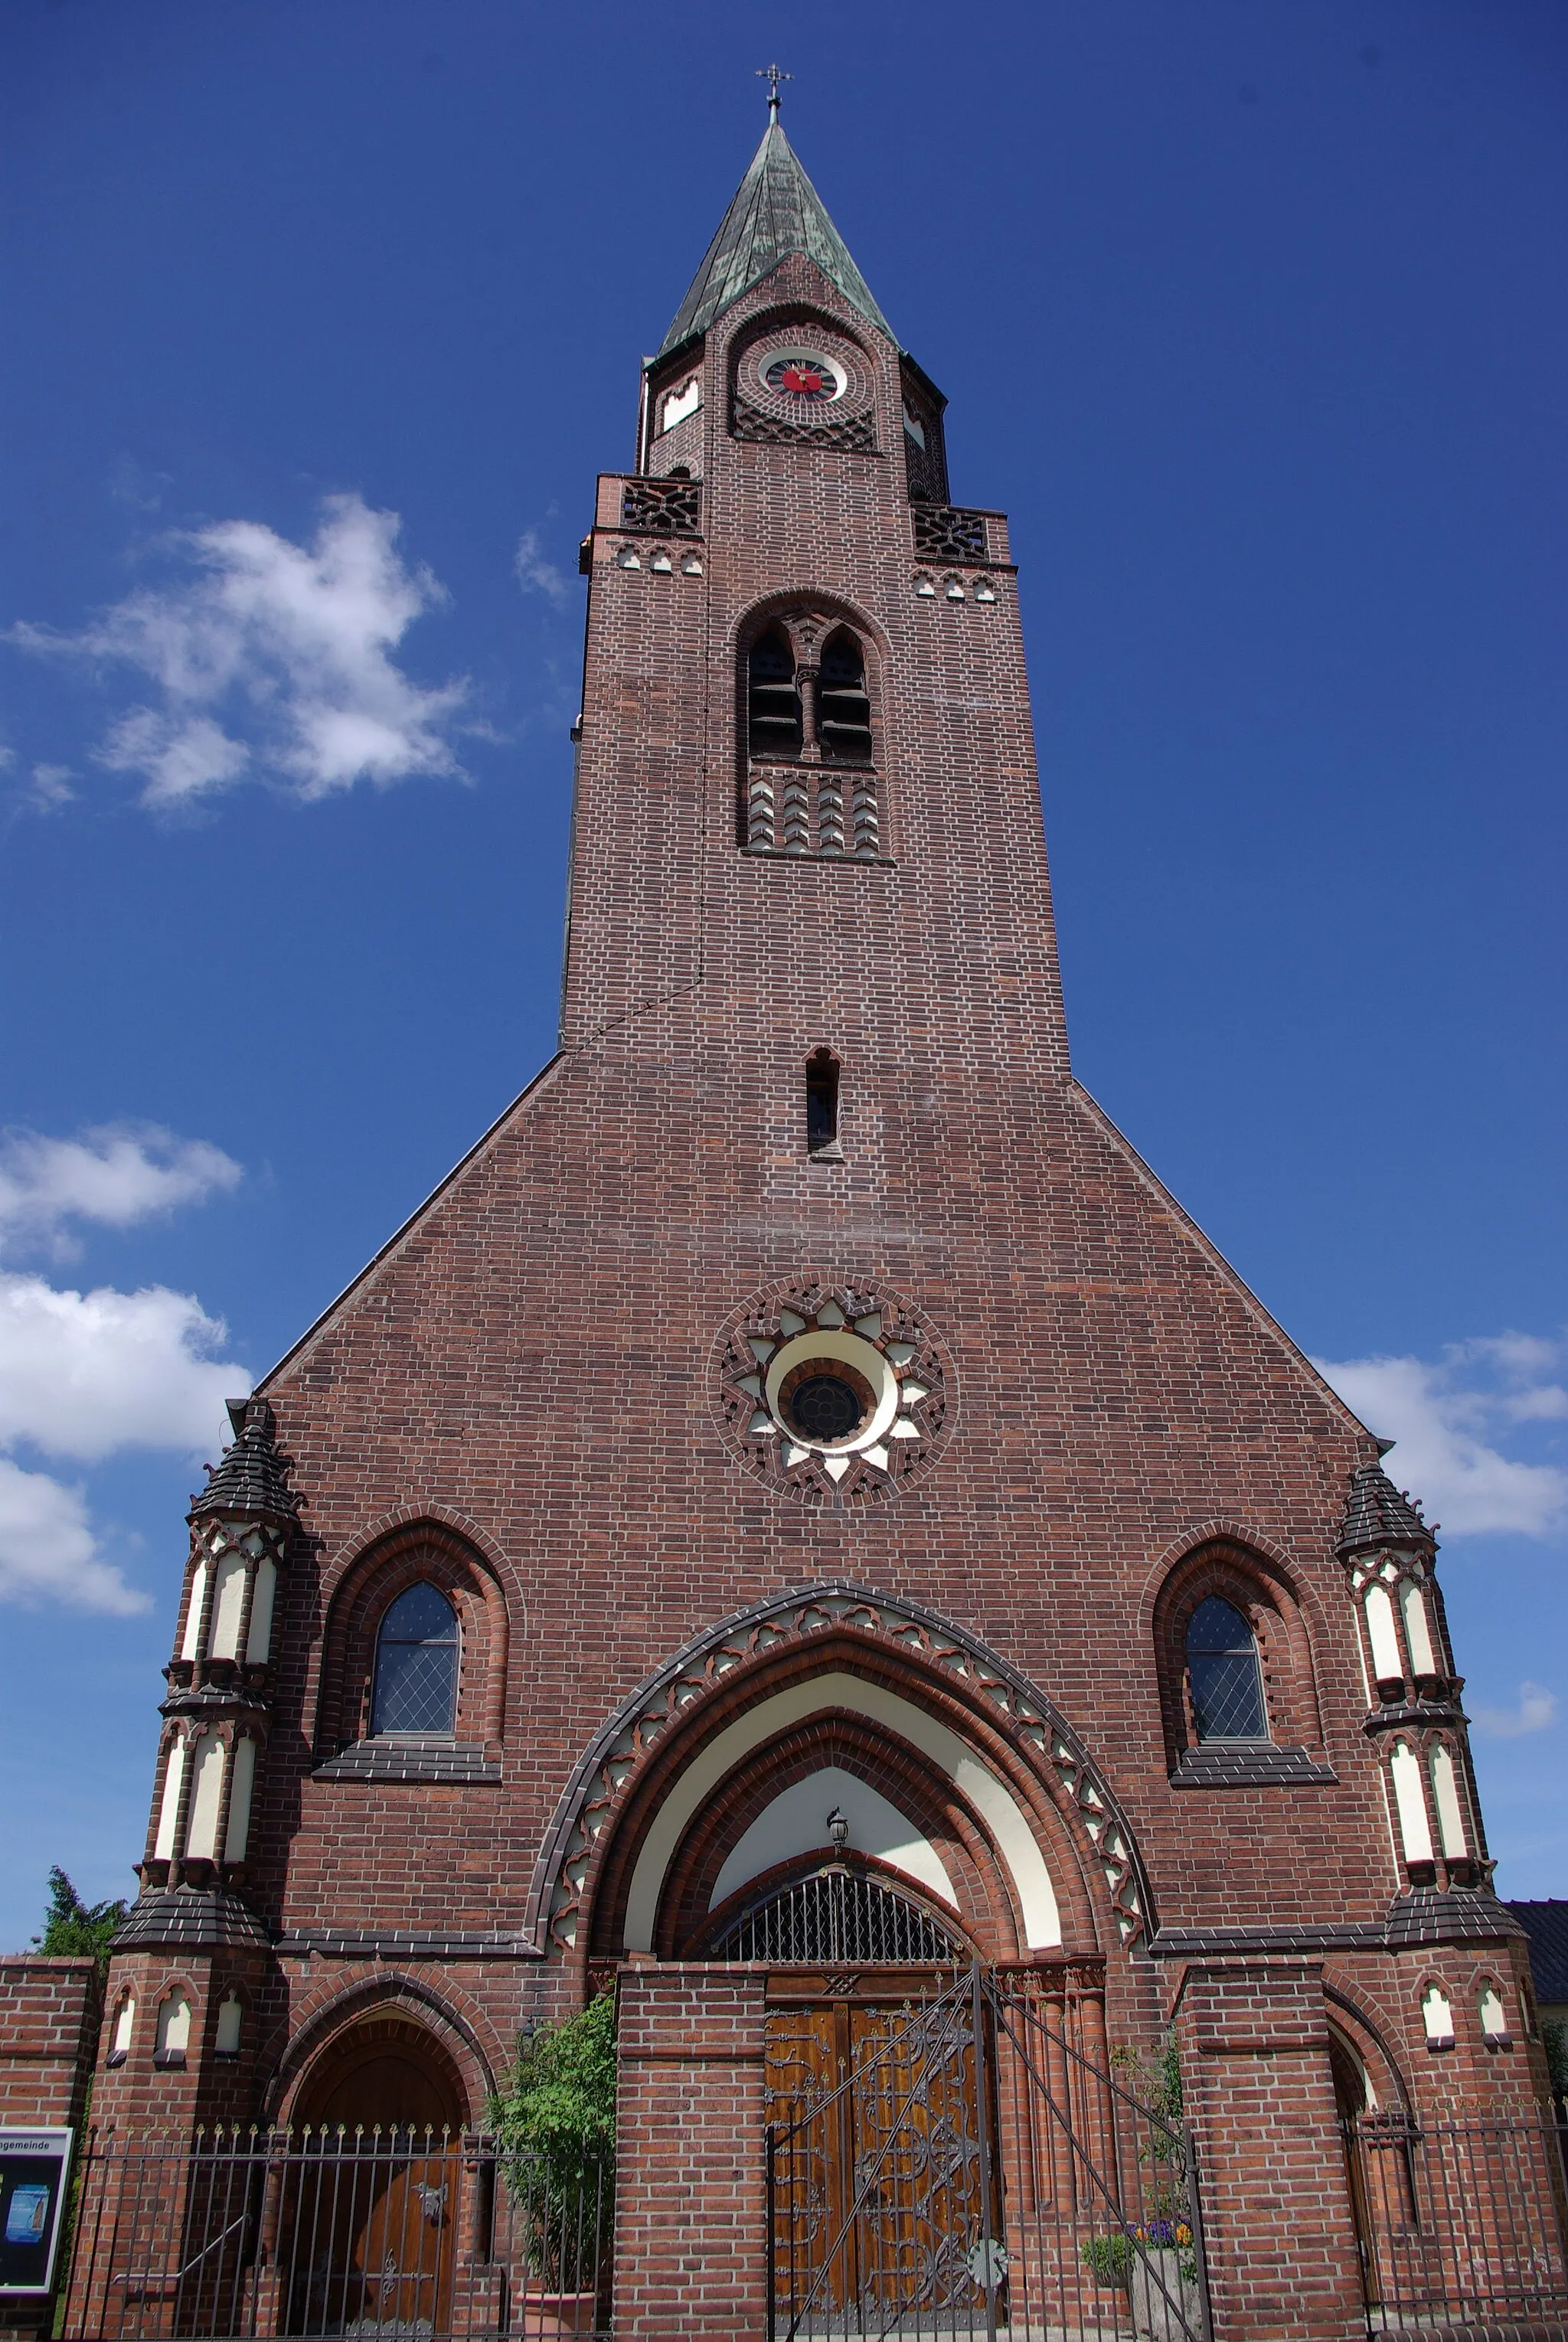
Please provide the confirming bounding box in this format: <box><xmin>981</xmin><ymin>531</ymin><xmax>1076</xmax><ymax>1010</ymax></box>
<box><xmin>756</xmin><ymin>62</ymin><xmax>792</xmax><ymax>123</ymax></box>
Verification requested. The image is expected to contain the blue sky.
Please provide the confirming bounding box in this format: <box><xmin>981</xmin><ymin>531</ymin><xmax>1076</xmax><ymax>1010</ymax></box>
<box><xmin>2</xmin><ymin>0</ymin><xmax>1564</xmax><ymax>1951</ymax></box>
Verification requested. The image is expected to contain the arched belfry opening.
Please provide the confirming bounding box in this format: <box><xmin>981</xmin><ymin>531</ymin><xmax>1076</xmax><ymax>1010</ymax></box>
<box><xmin>739</xmin><ymin>605</ymin><xmax>882</xmax><ymax>858</ymax></box>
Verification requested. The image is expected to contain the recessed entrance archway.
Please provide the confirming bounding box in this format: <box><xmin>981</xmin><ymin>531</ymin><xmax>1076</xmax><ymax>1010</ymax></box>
<box><xmin>294</xmin><ymin>2014</ymin><xmax>466</xmax><ymax>2133</ymax></box>
<box><xmin>286</xmin><ymin>2017</ymin><xmax>466</xmax><ymax>2337</ymax></box>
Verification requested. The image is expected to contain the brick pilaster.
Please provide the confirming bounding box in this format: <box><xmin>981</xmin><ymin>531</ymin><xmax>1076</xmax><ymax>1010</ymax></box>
<box><xmin>1171</xmin><ymin>1961</ymin><xmax>1365</xmax><ymax>2342</ymax></box>
<box><xmin>612</xmin><ymin>1963</ymin><xmax>767</xmax><ymax>2342</ymax></box>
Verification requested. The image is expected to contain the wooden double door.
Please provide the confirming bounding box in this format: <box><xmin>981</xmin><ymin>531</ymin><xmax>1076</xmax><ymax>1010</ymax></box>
<box><xmin>766</xmin><ymin>1973</ymin><xmax>998</xmax><ymax>2328</ymax></box>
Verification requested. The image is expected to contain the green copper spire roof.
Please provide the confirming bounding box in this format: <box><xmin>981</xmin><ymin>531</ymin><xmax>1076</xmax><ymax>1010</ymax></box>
<box><xmin>658</xmin><ymin>122</ymin><xmax>895</xmax><ymax>358</ymax></box>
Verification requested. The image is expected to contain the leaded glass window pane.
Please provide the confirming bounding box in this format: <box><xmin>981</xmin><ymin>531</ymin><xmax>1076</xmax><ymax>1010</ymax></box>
<box><xmin>1186</xmin><ymin>1595</ymin><xmax>1268</xmax><ymax>1743</ymax></box>
<box><xmin>371</xmin><ymin>1581</ymin><xmax>458</xmax><ymax>1735</ymax></box>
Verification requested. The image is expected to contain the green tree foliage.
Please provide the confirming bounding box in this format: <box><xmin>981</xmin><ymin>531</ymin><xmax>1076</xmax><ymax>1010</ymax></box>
<box><xmin>32</xmin><ymin>1868</ymin><xmax>125</xmax><ymax>1973</ymax></box>
<box><xmin>488</xmin><ymin>1993</ymin><xmax>616</xmax><ymax>2187</ymax></box>
<box><xmin>1543</xmin><ymin>2020</ymin><xmax>1568</xmax><ymax>2111</ymax></box>
<box><xmin>488</xmin><ymin>1995</ymin><xmax>616</xmax><ymax>2289</ymax></box>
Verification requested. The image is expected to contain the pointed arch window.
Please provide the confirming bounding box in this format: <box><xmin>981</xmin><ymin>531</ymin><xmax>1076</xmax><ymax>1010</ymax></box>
<box><xmin>371</xmin><ymin>1582</ymin><xmax>459</xmax><ymax>1736</ymax></box>
<box><xmin>747</xmin><ymin>626</ymin><xmax>802</xmax><ymax>758</ymax></box>
<box><xmin>1185</xmin><ymin>1596</ymin><xmax>1268</xmax><ymax>1743</ymax></box>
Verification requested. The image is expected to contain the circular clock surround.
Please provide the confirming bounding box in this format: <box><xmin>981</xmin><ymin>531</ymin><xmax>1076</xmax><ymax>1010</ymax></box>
<box><xmin>711</xmin><ymin>1278</ymin><xmax>954</xmax><ymax>1506</ymax></box>
<box><xmin>737</xmin><ymin>325</ymin><xmax>871</xmax><ymax>428</ymax></box>
<box><xmin>762</xmin><ymin>349</ymin><xmax>844</xmax><ymax>404</ymax></box>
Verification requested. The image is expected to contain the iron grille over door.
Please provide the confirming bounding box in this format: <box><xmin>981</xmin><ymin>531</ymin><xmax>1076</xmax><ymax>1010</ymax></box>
<box><xmin>712</xmin><ymin>1868</ymin><xmax>964</xmax><ymax>1964</ymax></box>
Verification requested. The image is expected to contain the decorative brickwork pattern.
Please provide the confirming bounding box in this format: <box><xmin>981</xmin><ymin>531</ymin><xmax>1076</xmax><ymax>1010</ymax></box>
<box><xmin>710</xmin><ymin>1277</ymin><xmax>949</xmax><ymax>1503</ymax></box>
<box><xmin>619</xmin><ymin>479</ymin><xmax>702</xmax><ymax>537</ymax></box>
<box><xmin>743</xmin><ymin>762</ymin><xmax>880</xmax><ymax>857</ymax></box>
<box><xmin>912</xmin><ymin>504</ymin><xmax>990</xmax><ymax>561</ymax></box>
<box><xmin>731</xmin><ymin>395</ymin><xmax>875</xmax><ymax>451</ymax></box>
<box><xmin>531</xmin><ymin>1583</ymin><xmax>1154</xmax><ymax>1961</ymax></box>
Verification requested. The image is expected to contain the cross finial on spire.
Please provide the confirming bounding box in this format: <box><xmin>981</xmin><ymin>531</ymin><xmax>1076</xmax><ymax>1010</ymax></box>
<box><xmin>756</xmin><ymin>62</ymin><xmax>792</xmax><ymax>124</ymax></box>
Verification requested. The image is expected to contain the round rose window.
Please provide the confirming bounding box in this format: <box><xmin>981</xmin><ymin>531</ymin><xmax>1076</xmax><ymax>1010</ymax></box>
<box><xmin>713</xmin><ymin>1281</ymin><xmax>953</xmax><ymax>1505</ymax></box>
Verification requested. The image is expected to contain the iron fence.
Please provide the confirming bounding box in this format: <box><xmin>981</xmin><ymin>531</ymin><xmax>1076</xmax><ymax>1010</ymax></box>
<box><xmin>57</xmin><ymin>2127</ymin><xmax>609</xmax><ymax>2340</ymax></box>
<box><xmin>1347</xmin><ymin>2108</ymin><xmax>1568</xmax><ymax>2332</ymax></box>
<box><xmin>766</xmin><ymin>1966</ymin><xmax>1214</xmax><ymax>2342</ymax></box>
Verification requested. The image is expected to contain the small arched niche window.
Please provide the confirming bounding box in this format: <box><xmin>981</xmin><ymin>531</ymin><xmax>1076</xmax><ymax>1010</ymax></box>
<box><xmin>155</xmin><ymin>1989</ymin><xmax>192</xmax><ymax>2069</ymax></box>
<box><xmin>1421</xmin><ymin>1983</ymin><xmax>1455</xmax><ymax>2051</ymax></box>
<box><xmin>1185</xmin><ymin>1596</ymin><xmax>1268</xmax><ymax>1743</ymax></box>
<box><xmin>214</xmin><ymin>1992</ymin><xmax>243</xmax><ymax>2061</ymax></box>
<box><xmin>1478</xmin><ymin>1983</ymin><xmax>1513</xmax><ymax>2050</ymax></box>
<box><xmin>747</xmin><ymin>626</ymin><xmax>802</xmax><ymax>759</ymax></box>
<box><xmin>816</xmin><ymin>628</ymin><xmax>873</xmax><ymax>763</ymax></box>
<box><xmin>805</xmin><ymin>1048</ymin><xmax>841</xmax><ymax>1158</ymax></box>
<box><xmin>106</xmin><ymin>1994</ymin><xmax>135</xmax><ymax>2069</ymax></box>
<box><xmin>371</xmin><ymin>1582</ymin><xmax>459</xmax><ymax>1736</ymax></box>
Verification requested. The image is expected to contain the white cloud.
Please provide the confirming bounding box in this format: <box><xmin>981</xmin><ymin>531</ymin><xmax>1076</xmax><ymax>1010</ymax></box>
<box><xmin>10</xmin><ymin>493</ymin><xmax>467</xmax><ymax>806</ymax></box>
<box><xmin>514</xmin><ymin>528</ymin><xmax>572</xmax><ymax>605</ymax></box>
<box><xmin>0</xmin><ymin>1274</ymin><xmax>245</xmax><ymax>1463</ymax></box>
<box><xmin>1315</xmin><ymin>1343</ymin><xmax>1568</xmax><ymax>1537</ymax></box>
<box><xmin>0</xmin><ymin>1125</ymin><xmax>249</xmax><ymax>1615</ymax></box>
<box><xmin>1471</xmin><ymin>1681</ymin><xmax>1559</xmax><ymax>1739</ymax></box>
<box><xmin>0</xmin><ymin>1124</ymin><xmax>241</xmax><ymax>1259</ymax></box>
<box><xmin>109</xmin><ymin>455</ymin><xmax>172</xmax><ymax>513</ymax></box>
<box><xmin>28</xmin><ymin>763</ymin><xmax>73</xmax><ymax>811</ymax></box>
<box><xmin>0</xmin><ymin>1459</ymin><xmax>149</xmax><ymax>1615</ymax></box>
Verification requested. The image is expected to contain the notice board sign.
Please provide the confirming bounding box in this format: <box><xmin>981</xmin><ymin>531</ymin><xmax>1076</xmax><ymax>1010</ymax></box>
<box><xmin>0</xmin><ymin>2129</ymin><xmax>73</xmax><ymax>2295</ymax></box>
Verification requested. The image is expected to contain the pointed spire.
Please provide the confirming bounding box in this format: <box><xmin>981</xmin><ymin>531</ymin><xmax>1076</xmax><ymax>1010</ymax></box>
<box><xmin>190</xmin><ymin>1394</ymin><xmax>300</xmax><ymax>1523</ymax></box>
<box><xmin>1336</xmin><ymin>1457</ymin><xmax>1434</xmax><ymax>1560</ymax></box>
<box><xmin>658</xmin><ymin>120</ymin><xmax>895</xmax><ymax>358</ymax></box>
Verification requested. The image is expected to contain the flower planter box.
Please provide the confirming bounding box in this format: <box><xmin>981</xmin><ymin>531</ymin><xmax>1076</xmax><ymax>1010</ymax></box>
<box><xmin>521</xmin><ymin>2287</ymin><xmax>599</xmax><ymax>2337</ymax></box>
<box><xmin>1131</xmin><ymin>2246</ymin><xmax>1201</xmax><ymax>2340</ymax></box>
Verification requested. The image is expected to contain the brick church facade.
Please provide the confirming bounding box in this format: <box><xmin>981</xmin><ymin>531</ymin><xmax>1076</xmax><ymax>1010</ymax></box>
<box><xmin>81</xmin><ymin>108</ymin><xmax>1557</xmax><ymax>2341</ymax></box>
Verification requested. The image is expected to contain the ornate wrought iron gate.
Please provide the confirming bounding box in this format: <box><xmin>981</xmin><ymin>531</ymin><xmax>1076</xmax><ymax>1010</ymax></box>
<box><xmin>57</xmin><ymin>2128</ymin><xmax>611</xmax><ymax>2340</ymax></box>
<box><xmin>766</xmin><ymin>1965</ymin><xmax>1214</xmax><ymax>2342</ymax></box>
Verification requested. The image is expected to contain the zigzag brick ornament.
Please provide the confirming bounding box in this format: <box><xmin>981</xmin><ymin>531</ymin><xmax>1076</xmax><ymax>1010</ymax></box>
<box><xmin>74</xmin><ymin>100</ymin><xmax>1563</xmax><ymax>2342</ymax></box>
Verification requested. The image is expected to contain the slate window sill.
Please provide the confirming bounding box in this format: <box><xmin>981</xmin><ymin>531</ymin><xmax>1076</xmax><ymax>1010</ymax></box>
<box><xmin>1171</xmin><ymin>1745</ymin><xmax>1338</xmax><ymax>1788</ymax></box>
<box><xmin>312</xmin><ymin>1739</ymin><xmax>501</xmax><ymax>1785</ymax></box>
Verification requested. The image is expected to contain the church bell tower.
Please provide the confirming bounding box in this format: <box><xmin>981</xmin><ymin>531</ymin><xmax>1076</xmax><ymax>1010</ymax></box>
<box><xmin>87</xmin><ymin>95</ymin><xmax>1553</xmax><ymax>2342</ymax></box>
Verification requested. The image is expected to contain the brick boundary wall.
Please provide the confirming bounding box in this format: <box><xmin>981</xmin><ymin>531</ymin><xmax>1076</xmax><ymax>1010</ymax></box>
<box><xmin>0</xmin><ymin>1958</ymin><xmax>100</xmax><ymax>2342</ymax></box>
<box><xmin>0</xmin><ymin>1956</ymin><xmax>98</xmax><ymax>2127</ymax></box>
<box><xmin>612</xmin><ymin>1963</ymin><xmax>767</xmax><ymax>2342</ymax></box>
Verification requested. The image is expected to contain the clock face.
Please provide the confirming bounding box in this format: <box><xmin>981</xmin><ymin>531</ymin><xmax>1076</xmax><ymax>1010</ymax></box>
<box><xmin>764</xmin><ymin>351</ymin><xmax>841</xmax><ymax>403</ymax></box>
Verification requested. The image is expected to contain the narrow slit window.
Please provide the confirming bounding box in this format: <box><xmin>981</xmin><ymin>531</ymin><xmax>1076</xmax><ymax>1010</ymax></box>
<box><xmin>805</xmin><ymin>1049</ymin><xmax>841</xmax><ymax>1156</ymax></box>
<box><xmin>817</xmin><ymin>629</ymin><xmax>873</xmax><ymax>763</ymax></box>
<box><xmin>371</xmin><ymin>1581</ymin><xmax>459</xmax><ymax>1736</ymax></box>
<box><xmin>748</xmin><ymin>626</ymin><xmax>802</xmax><ymax>758</ymax></box>
<box><xmin>1185</xmin><ymin>1596</ymin><xmax>1268</xmax><ymax>1743</ymax></box>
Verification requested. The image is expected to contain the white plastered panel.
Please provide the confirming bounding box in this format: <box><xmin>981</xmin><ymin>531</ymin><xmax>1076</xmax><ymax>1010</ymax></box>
<box><xmin>709</xmin><ymin>1765</ymin><xmax>959</xmax><ymax>1913</ymax></box>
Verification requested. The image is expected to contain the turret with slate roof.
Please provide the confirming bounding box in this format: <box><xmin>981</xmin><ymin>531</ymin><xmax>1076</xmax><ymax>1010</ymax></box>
<box><xmin>1336</xmin><ymin>1451</ymin><xmax>1436</xmax><ymax>1559</ymax></box>
<box><xmin>190</xmin><ymin>1394</ymin><xmax>300</xmax><ymax>1525</ymax></box>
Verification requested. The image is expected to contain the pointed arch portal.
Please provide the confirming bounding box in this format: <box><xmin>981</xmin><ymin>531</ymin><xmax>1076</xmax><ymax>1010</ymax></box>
<box><xmin>527</xmin><ymin>1582</ymin><xmax>1154</xmax><ymax>1965</ymax></box>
